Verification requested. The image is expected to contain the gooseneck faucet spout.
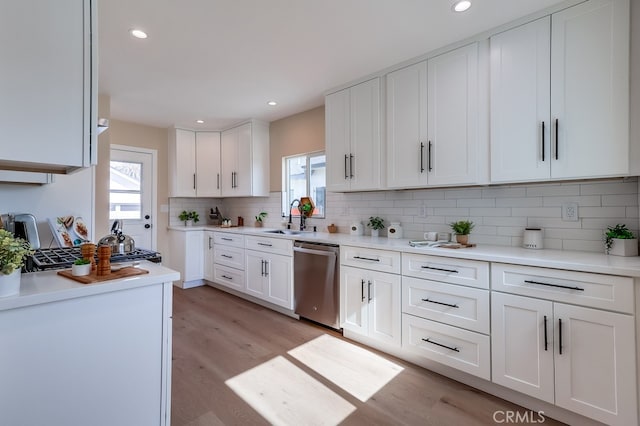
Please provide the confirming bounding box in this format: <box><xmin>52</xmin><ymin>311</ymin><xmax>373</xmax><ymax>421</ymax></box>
<box><xmin>288</xmin><ymin>199</ymin><xmax>300</xmax><ymax>229</ymax></box>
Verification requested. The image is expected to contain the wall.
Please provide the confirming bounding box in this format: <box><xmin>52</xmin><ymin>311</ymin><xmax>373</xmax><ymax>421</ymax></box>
<box><xmin>268</xmin><ymin>106</ymin><xmax>325</xmax><ymax>192</ymax></box>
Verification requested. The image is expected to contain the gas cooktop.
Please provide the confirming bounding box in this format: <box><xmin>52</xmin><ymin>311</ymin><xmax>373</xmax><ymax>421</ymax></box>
<box><xmin>27</xmin><ymin>247</ymin><xmax>162</xmax><ymax>272</ymax></box>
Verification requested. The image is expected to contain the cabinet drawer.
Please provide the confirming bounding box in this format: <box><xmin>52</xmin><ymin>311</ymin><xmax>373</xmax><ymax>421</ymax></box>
<box><xmin>341</xmin><ymin>246</ymin><xmax>401</xmax><ymax>274</ymax></box>
<box><xmin>402</xmin><ymin>314</ymin><xmax>490</xmax><ymax>380</ymax></box>
<box><xmin>402</xmin><ymin>253</ymin><xmax>489</xmax><ymax>289</ymax></box>
<box><xmin>214</xmin><ymin>246</ymin><xmax>245</xmax><ymax>270</ymax></box>
<box><xmin>402</xmin><ymin>277</ymin><xmax>489</xmax><ymax>334</ymax></box>
<box><xmin>491</xmin><ymin>263</ymin><xmax>634</xmax><ymax>314</ymax></box>
<box><xmin>213</xmin><ymin>232</ymin><xmax>245</xmax><ymax>248</ymax></box>
<box><xmin>212</xmin><ymin>264</ymin><xmax>245</xmax><ymax>292</ymax></box>
<box><xmin>245</xmin><ymin>236</ymin><xmax>293</xmax><ymax>256</ymax></box>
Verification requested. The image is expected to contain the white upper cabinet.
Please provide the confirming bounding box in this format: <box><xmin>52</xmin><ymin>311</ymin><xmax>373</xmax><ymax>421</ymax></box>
<box><xmin>0</xmin><ymin>0</ymin><xmax>96</xmax><ymax>174</ymax></box>
<box><xmin>490</xmin><ymin>17</ymin><xmax>551</xmax><ymax>183</ymax></box>
<box><xmin>387</xmin><ymin>43</ymin><xmax>481</xmax><ymax>188</ymax></box>
<box><xmin>491</xmin><ymin>0</ymin><xmax>630</xmax><ymax>182</ymax></box>
<box><xmin>168</xmin><ymin>129</ymin><xmax>221</xmax><ymax>197</ymax></box>
<box><xmin>326</xmin><ymin>78</ymin><xmax>381</xmax><ymax>192</ymax></box>
<box><xmin>221</xmin><ymin>121</ymin><xmax>270</xmax><ymax>197</ymax></box>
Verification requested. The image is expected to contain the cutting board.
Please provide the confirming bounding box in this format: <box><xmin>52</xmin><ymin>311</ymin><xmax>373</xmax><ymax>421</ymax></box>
<box><xmin>57</xmin><ymin>267</ymin><xmax>149</xmax><ymax>284</ymax></box>
<box><xmin>440</xmin><ymin>243</ymin><xmax>477</xmax><ymax>249</ymax></box>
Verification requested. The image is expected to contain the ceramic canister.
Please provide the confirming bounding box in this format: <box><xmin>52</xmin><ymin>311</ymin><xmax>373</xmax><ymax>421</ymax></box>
<box><xmin>350</xmin><ymin>222</ymin><xmax>364</xmax><ymax>236</ymax></box>
<box><xmin>388</xmin><ymin>222</ymin><xmax>403</xmax><ymax>239</ymax></box>
<box><xmin>523</xmin><ymin>228</ymin><xmax>544</xmax><ymax>249</ymax></box>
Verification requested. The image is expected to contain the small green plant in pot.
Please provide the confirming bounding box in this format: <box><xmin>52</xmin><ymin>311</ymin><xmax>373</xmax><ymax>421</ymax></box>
<box><xmin>72</xmin><ymin>258</ymin><xmax>92</xmax><ymax>277</ymax></box>
<box><xmin>255</xmin><ymin>211</ymin><xmax>267</xmax><ymax>227</ymax></box>
<box><xmin>367</xmin><ymin>216</ymin><xmax>385</xmax><ymax>237</ymax></box>
<box><xmin>179</xmin><ymin>210</ymin><xmax>199</xmax><ymax>226</ymax></box>
<box><xmin>450</xmin><ymin>220</ymin><xmax>475</xmax><ymax>245</ymax></box>
<box><xmin>0</xmin><ymin>229</ymin><xmax>33</xmax><ymax>297</ymax></box>
<box><xmin>605</xmin><ymin>224</ymin><xmax>638</xmax><ymax>256</ymax></box>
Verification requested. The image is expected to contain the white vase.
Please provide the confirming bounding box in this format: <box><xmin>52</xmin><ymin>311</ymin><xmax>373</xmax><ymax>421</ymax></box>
<box><xmin>371</xmin><ymin>229</ymin><xmax>380</xmax><ymax>238</ymax></box>
<box><xmin>0</xmin><ymin>269</ymin><xmax>21</xmax><ymax>298</ymax></box>
<box><xmin>608</xmin><ymin>238</ymin><xmax>638</xmax><ymax>257</ymax></box>
<box><xmin>185</xmin><ymin>220</ymin><xmax>193</xmax><ymax>227</ymax></box>
<box><xmin>388</xmin><ymin>222</ymin><xmax>403</xmax><ymax>239</ymax></box>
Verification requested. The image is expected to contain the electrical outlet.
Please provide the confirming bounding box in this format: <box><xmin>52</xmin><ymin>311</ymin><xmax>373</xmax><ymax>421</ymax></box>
<box><xmin>562</xmin><ymin>202</ymin><xmax>579</xmax><ymax>222</ymax></box>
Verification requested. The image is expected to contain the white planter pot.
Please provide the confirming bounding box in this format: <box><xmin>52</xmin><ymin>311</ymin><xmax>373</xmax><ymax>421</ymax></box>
<box><xmin>608</xmin><ymin>238</ymin><xmax>638</xmax><ymax>257</ymax></box>
<box><xmin>71</xmin><ymin>263</ymin><xmax>92</xmax><ymax>276</ymax></box>
<box><xmin>0</xmin><ymin>269</ymin><xmax>21</xmax><ymax>297</ymax></box>
<box><xmin>371</xmin><ymin>229</ymin><xmax>380</xmax><ymax>238</ymax></box>
<box><xmin>185</xmin><ymin>220</ymin><xmax>193</xmax><ymax>227</ymax></box>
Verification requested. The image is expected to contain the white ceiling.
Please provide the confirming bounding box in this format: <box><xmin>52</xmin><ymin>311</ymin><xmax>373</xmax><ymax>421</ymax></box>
<box><xmin>98</xmin><ymin>0</ymin><xmax>566</xmax><ymax>130</ymax></box>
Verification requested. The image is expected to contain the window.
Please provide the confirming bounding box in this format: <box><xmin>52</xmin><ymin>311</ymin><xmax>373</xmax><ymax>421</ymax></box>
<box><xmin>109</xmin><ymin>160</ymin><xmax>142</xmax><ymax>219</ymax></box>
<box><xmin>282</xmin><ymin>152</ymin><xmax>326</xmax><ymax>218</ymax></box>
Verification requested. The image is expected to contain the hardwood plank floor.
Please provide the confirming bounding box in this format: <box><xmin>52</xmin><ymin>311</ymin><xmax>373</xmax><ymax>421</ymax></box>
<box><xmin>171</xmin><ymin>286</ymin><xmax>565</xmax><ymax>426</ymax></box>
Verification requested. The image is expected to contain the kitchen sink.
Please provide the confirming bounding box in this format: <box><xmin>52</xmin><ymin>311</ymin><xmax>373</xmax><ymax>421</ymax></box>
<box><xmin>263</xmin><ymin>229</ymin><xmax>314</xmax><ymax>235</ymax></box>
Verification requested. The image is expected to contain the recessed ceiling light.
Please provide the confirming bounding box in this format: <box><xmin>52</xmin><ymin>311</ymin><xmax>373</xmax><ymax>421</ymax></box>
<box><xmin>267</xmin><ymin>101</ymin><xmax>278</xmax><ymax>106</ymax></box>
<box><xmin>452</xmin><ymin>0</ymin><xmax>471</xmax><ymax>12</ymax></box>
<box><xmin>196</xmin><ymin>120</ymin><xmax>204</xmax><ymax>124</ymax></box>
<box><xmin>130</xmin><ymin>29</ymin><xmax>148</xmax><ymax>39</ymax></box>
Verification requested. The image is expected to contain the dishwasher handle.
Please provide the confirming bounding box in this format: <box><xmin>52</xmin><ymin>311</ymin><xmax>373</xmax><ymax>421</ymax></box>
<box><xmin>293</xmin><ymin>246</ymin><xmax>338</xmax><ymax>258</ymax></box>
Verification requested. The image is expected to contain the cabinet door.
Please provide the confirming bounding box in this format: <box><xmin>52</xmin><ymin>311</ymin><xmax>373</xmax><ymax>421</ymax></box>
<box><xmin>0</xmin><ymin>0</ymin><xmax>90</xmax><ymax>171</ymax></box>
<box><xmin>233</xmin><ymin>123</ymin><xmax>253</xmax><ymax>196</ymax></box>
<box><xmin>386</xmin><ymin>61</ymin><xmax>428</xmax><ymax>188</ymax></box>
<box><xmin>554</xmin><ymin>303</ymin><xmax>637</xmax><ymax>425</ymax></box>
<box><xmin>427</xmin><ymin>43</ymin><xmax>478</xmax><ymax>186</ymax></box>
<box><xmin>203</xmin><ymin>232</ymin><xmax>215</xmax><ymax>282</ymax></box>
<box><xmin>341</xmin><ymin>266</ymin><xmax>368</xmax><ymax>334</ymax></box>
<box><xmin>245</xmin><ymin>251</ymin><xmax>266</xmax><ymax>298</ymax></box>
<box><xmin>550</xmin><ymin>0</ymin><xmax>629</xmax><ymax>179</ymax></box>
<box><xmin>490</xmin><ymin>17</ymin><xmax>551</xmax><ymax>183</ymax></box>
<box><xmin>171</xmin><ymin>129</ymin><xmax>197</xmax><ymax>197</ymax></box>
<box><xmin>220</xmin><ymin>127</ymin><xmax>238</xmax><ymax>196</ymax></box>
<box><xmin>195</xmin><ymin>132</ymin><xmax>221</xmax><ymax>197</ymax></box>
<box><xmin>263</xmin><ymin>253</ymin><xmax>293</xmax><ymax>309</ymax></box>
<box><xmin>325</xmin><ymin>88</ymin><xmax>351</xmax><ymax>191</ymax></box>
<box><xmin>350</xmin><ymin>78</ymin><xmax>380</xmax><ymax>191</ymax></box>
<box><xmin>368</xmin><ymin>271</ymin><xmax>401</xmax><ymax>346</ymax></box>
<box><xmin>491</xmin><ymin>292</ymin><xmax>554</xmax><ymax>403</ymax></box>
<box><xmin>184</xmin><ymin>231</ymin><xmax>204</xmax><ymax>282</ymax></box>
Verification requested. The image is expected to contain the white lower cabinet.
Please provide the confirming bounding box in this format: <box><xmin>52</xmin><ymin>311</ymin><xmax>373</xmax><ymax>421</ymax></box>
<box><xmin>245</xmin><ymin>250</ymin><xmax>293</xmax><ymax>309</ymax></box>
<box><xmin>203</xmin><ymin>231</ymin><xmax>215</xmax><ymax>282</ymax></box>
<box><xmin>341</xmin><ymin>265</ymin><xmax>401</xmax><ymax>346</ymax></box>
<box><xmin>492</xmin><ymin>292</ymin><xmax>637</xmax><ymax>425</ymax></box>
<box><xmin>209</xmin><ymin>232</ymin><xmax>246</xmax><ymax>293</ymax></box>
<box><xmin>167</xmin><ymin>230</ymin><xmax>204</xmax><ymax>288</ymax></box>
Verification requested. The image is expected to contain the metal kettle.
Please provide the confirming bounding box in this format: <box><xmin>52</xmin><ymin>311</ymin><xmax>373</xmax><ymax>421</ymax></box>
<box><xmin>98</xmin><ymin>220</ymin><xmax>135</xmax><ymax>254</ymax></box>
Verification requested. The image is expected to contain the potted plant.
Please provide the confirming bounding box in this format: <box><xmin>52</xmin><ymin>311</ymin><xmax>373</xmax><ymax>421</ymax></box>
<box><xmin>255</xmin><ymin>211</ymin><xmax>268</xmax><ymax>227</ymax></box>
<box><xmin>0</xmin><ymin>229</ymin><xmax>33</xmax><ymax>297</ymax></box>
<box><xmin>450</xmin><ymin>220</ymin><xmax>475</xmax><ymax>245</ymax></box>
<box><xmin>299</xmin><ymin>196</ymin><xmax>315</xmax><ymax>218</ymax></box>
<box><xmin>367</xmin><ymin>216</ymin><xmax>385</xmax><ymax>237</ymax></box>
<box><xmin>179</xmin><ymin>210</ymin><xmax>199</xmax><ymax>226</ymax></box>
<box><xmin>605</xmin><ymin>224</ymin><xmax>638</xmax><ymax>256</ymax></box>
<box><xmin>71</xmin><ymin>258</ymin><xmax>92</xmax><ymax>276</ymax></box>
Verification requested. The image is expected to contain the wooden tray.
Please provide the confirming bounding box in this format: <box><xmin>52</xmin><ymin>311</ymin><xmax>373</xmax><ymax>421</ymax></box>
<box><xmin>57</xmin><ymin>267</ymin><xmax>149</xmax><ymax>284</ymax></box>
<box><xmin>439</xmin><ymin>243</ymin><xmax>477</xmax><ymax>249</ymax></box>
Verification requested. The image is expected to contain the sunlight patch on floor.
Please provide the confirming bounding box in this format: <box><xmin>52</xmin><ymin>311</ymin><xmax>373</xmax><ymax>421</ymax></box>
<box><xmin>225</xmin><ymin>355</ymin><xmax>356</xmax><ymax>426</ymax></box>
<box><xmin>288</xmin><ymin>334</ymin><xmax>404</xmax><ymax>402</ymax></box>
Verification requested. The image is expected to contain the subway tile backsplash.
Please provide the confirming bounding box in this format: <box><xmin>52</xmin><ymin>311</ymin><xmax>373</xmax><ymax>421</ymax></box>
<box><xmin>169</xmin><ymin>177</ymin><xmax>640</xmax><ymax>254</ymax></box>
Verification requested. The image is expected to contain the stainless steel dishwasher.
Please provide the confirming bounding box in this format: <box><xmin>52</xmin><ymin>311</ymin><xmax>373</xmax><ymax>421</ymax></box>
<box><xmin>293</xmin><ymin>241</ymin><xmax>340</xmax><ymax>330</ymax></box>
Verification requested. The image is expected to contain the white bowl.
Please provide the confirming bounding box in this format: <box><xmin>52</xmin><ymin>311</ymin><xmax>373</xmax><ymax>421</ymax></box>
<box><xmin>71</xmin><ymin>263</ymin><xmax>92</xmax><ymax>276</ymax></box>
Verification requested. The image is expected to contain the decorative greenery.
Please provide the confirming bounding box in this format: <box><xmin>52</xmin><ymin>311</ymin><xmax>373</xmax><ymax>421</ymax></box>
<box><xmin>449</xmin><ymin>220</ymin><xmax>475</xmax><ymax>235</ymax></box>
<box><xmin>605</xmin><ymin>224</ymin><xmax>636</xmax><ymax>254</ymax></box>
<box><xmin>0</xmin><ymin>229</ymin><xmax>33</xmax><ymax>275</ymax></box>
<box><xmin>255</xmin><ymin>211</ymin><xmax>268</xmax><ymax>222</ymax></box>
<box><xmin>367</xmin><ymin>216</ymin><xmax>385</xmax><ymax>230</ymax></box>
<box><xmin>179</xmin><ymin>210</ymin><xmax>200</xmax><ymax>223</ymax></box>
<box><xmin>73</xmin><ymin>258</ymin><xmax>91</xmax><ymax>265</ymax></box>
<box><xmin>300</xmin><ymin>202</ymin><xmax>313</xmax><ymax>216</ymax></box>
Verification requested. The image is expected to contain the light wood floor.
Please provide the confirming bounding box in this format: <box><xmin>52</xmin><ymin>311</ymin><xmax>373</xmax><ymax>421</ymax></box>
<box><xmin>171</xmin><ymin>286</ymin><xmax>564</xmax><ymax>426</ymax></box>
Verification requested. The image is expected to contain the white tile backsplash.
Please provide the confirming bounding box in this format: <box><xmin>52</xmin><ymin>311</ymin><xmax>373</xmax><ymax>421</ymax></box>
<box><xmin>170</xmin><ymin>177</ymin><xmax>640</xmax><ymax>253</ymax></box>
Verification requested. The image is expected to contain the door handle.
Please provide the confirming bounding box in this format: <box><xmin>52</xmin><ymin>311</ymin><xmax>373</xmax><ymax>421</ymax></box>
<box><xmin>193</xmin><ymin>173</ymin><xmax>196</xmax><ymax>189</ymax></box>
<box><xmin>428</xmin><ymin>141</ymin><xmax>433</xmax><ymax>172</ymax></box>
<box><xmin>209</xmin><ymin>236</ymin><xmax>213</xmax><ymax>249</ymax></box>
<box><xmin>264</xmin><ymin>260</ymin><xmax>269</xmax><ymax>277</ymax></box>
<box><xmin>349</xmin><ymin>154</ymin><xmax>354</xmax><ymax>178</ymax></box>
<box><xmin>344</xmin><ymin>154</ymin><xmax>349</xmax><ymax>179</ymax></box>
<box><xmin>367</xmin><ymin>280</ymin><xmax>372</xmax><ymax>302</ymax></box>
<box><xmin>554</xmin><ymin>118</ymin><xmax>559</xmax><ymax>160</ymax></box>
<box><xmin>558</xmin><ymin>318</ymin><xmax>563</xmax><ymax>355</ymax></box>
<box><xmin>543</xmin><ymin>315</ymin><xmax>548</xmax><ymax>351</ymax></box>
<box><xmin>421</xmin><ymin>298</ymin><xmax>459</xmax><ymax>308</ymax></box>
<box><xmin>541</xmin><ymin>121</ymin><xmax>545</xmax><ymax>162</ymax></box>
<box><xmin>217</xmin><ymin>173</ymin><xmax>220</xmax><ymax>189</ymax></box>
<box><xmin>422</xmin><ymin>337</ymin><xmax>459</xmax><ymax>352</ymax></box>
<box><xmin>261</xmin><ymin>259</ymin><xmax>265</xmax><ymax>276</ymax></box>
<box><xmin>361</xmin><ymin>279</ymin><xmax>365</xmax><ymax>302</ymax></box>
<box><xmin>420</xmin><ymin>142</ymin><xmax>425</xmax><ymax>173</ymax></box>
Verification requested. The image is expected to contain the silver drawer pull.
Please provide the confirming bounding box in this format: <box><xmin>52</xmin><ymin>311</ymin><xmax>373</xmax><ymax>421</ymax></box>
<box><xmin>422</xmin><ymin>338</ymin><xmax>459</xmax><ymax>352</ymax></box>
<box><xmin>221</xmin><ymin>275</ymin><xmax>233</xmax><ymax>280</ymax></box>
<box><xmin>221</xmin><ymin>254</ymin><xmax>233</xmax><ymax>259</ymax></box>
<box><xmin>421</xmin><ymin>265</ymin><xmax>458</xmax><ymax>273</ymax></box>
<box><xmin>258</xmin><ymin>242</ymin><xmax>273</xmax><ymax>247</ymax></box>
<box><xmin>524</xmin><ymin>280</ymin><xmax>584</xmax><ymax>291</ymax></box>
<box><xmin>422</xmin><ymin>298</ymin><xmax>459</xmax><ymax>309</ymax></box>
<box><xmin>221</xmin><ymin>237</ymin><xmax>233</xmax><ymax>241</ymax></box>
<box><xmin>353</xmin><ymin>256</ymin><xmax>380</xmax><ymax>262</ymax></box>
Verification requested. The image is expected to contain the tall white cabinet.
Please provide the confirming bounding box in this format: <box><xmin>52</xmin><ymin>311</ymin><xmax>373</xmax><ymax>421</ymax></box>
<box><xmin>221</xmin><ymin>121</ymin><xmax>270</xmax><ymax>197</ymax></box>
<box><xmin>0</xmin><ymin>0</ymin><xmax>96</xmax><ymax>174</ymax></box>
<box><xmin>325</xmin><ymin>78</ymin><xmax>381</xmax><ymax>192</ymax></box>
<box><xmin>491</xmin><ymin>0</ymin><xmax>630</xmax><ymax>182</ymax></box>
<box><xmin>387</xmin><ymin>43</ymin><xmax>481</xmax><ymax>188</ymax></box>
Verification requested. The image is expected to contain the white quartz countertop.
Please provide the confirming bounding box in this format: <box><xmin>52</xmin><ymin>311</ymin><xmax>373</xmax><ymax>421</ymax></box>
<box><xmin>0</xmin><ymin>261</ymin><xmax>180</xmax><ymax>312</ymax></box>
<box><xmin>169</xmin><ymin>225</ymin><xmax>640</xmax><ymax>278</ymax></box>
